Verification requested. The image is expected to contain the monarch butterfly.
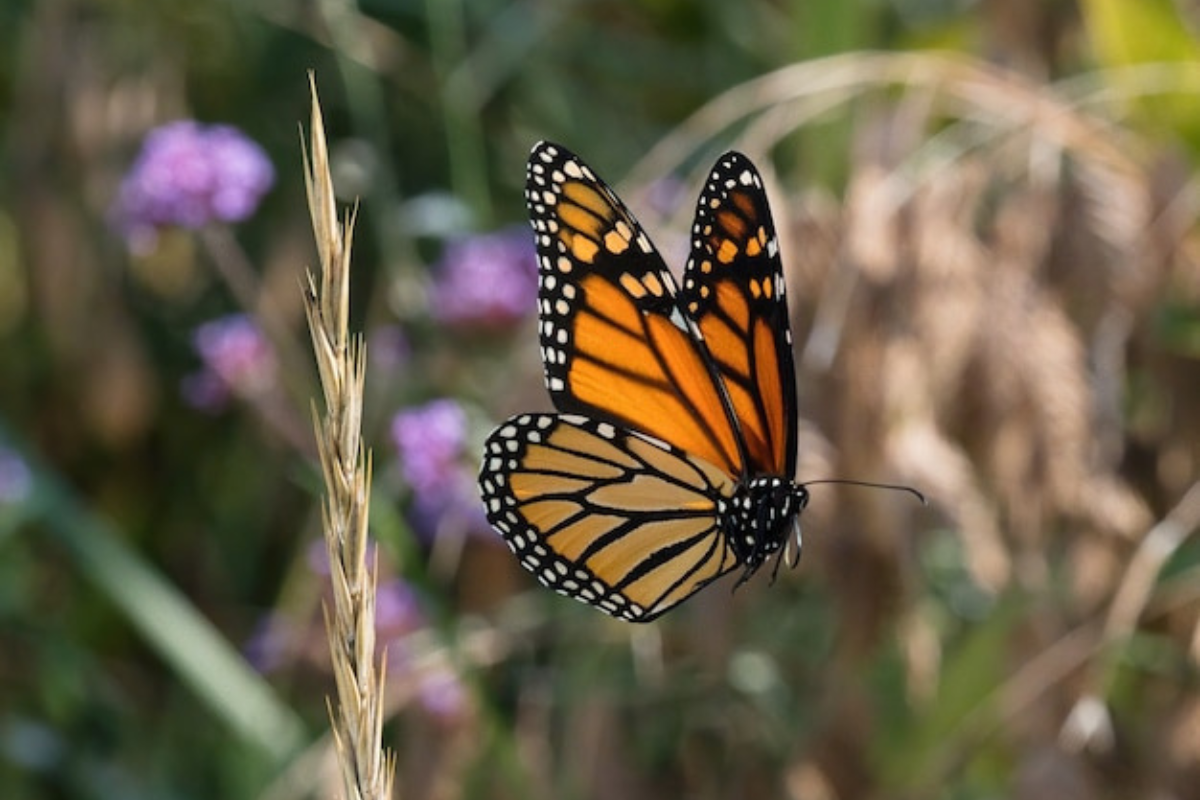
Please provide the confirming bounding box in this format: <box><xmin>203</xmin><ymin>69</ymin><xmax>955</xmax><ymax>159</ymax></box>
<box><xmin>478</xmin><ymin>141</ymin><xmax>808</xmax><ymax>622</ymax></box>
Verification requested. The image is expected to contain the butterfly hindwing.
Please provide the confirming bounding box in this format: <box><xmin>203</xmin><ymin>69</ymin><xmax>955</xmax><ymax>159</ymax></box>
<box><xmin>526</xmin><ymin>142</ymin><xmax>746</xmax><ymax>477</ymax></box>
<box><xmin>479</xmin><ymin>413</ymin><xmax>740</xmax><ymax>622</ymax></box>
<box><xmin>682</xmin><ymin>152</ymin><xmax>798</xmax><ymax>478</ymax></box>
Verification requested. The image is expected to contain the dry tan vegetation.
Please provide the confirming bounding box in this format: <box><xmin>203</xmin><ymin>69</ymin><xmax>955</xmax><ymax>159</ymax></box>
<box><xmin>650</xmin><ymin>53</ymin><xmax>1200</xmax><ymax>797</ymax></box>
<box><xmin>298</xmin><ymin>54</ymin><xmax>1200</xmax><ymax>799</ymax></box>
<box><xmin>482</xmin><ymin>53</ymin><xmax>1200</xmax><ymax>799</ymax></box>
<box><xmin>302</xmin><ymin>78</ymin><xmax>395</xmax><ymax>800</ymax></box>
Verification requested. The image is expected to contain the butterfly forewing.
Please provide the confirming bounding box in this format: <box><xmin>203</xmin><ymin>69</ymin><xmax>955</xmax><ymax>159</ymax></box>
<box><xmin>479</xmin><ymin>414</ymin><xmax>740</xmax><ymax>622</ymax></box>
<box><xmin>681</xmin><ymin>153</ymin><xmax>798</xmax><ymax>478</ymax></box>
<box><xmin>526</xmin><ymin>142</ymin><xmax>746</xmax><ymax>477</ymax></box>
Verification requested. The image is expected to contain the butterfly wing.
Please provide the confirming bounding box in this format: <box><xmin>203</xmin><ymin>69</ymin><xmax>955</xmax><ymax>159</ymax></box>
<box><xmin>526</xmin><ymin>142</ymin><xmax>746</xmax><ymax>478</ymax></box>
<box><xmin>681</xmin><ymin>152</ymin><xmax>798</xmax><ymax>478</ymax></box>
<box><xmin>479</xmin><ymin>413</ymin><xmax>739</xmax><ymax>622</ymax></box>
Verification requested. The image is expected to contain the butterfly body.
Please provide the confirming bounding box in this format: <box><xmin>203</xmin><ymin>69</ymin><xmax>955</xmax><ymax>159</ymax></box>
<box><xmin>480</xmin><ymin>142</ymin><xmax>805</xmax><ymax>622</ymax></box>
<box><xmin>725</xmin><ymin>476</ymin><xmax>808</xmax><ymax>581</ymax></box>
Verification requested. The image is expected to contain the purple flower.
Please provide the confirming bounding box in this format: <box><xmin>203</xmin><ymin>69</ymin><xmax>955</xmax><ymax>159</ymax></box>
<box><xmin>193</xmin><ymin>314</ymin><xmax>276</xmax><ymax>389</ymax></box>
<box><xmin>429</xmin><ymin>227</ymin><xmax>537</xmax><ymax>328</ymax></box>
<box><xmin>417</xmin><ymin>667</ymin><xmax>468</xmax><ymax>723</ymax></box>
<box><xmin>179</xmin><ymin>371</ymin><xmax>230</xmax><ymax>414</ymax></box>
<box><xmin>244</xmin><ymin>614</ymin><xmax>294</xmax><ymax>674</ymax></box>
<box><xmin>0</xmin><ymin>447</ymin><xmax>31</xmax><ymax>504</ymax></box>
<box><xmin>306</xmin><ymin>542</ymin><xmax>421</xmax><ymax>647</ymax></box>
<box><xmin>390</xmin><ymin>399</ymin><xmax>492</xmax><ymax>542</ymax></box>
<box><xmin>116</xmin><ymin>121</ymin><xmax>274</xmax><ymax>248</ymax></box>
<box><xmin>391</xmin><ymin>399</ymin><xmax>468</xmax><ymax>498</ymax></box>
<box><xmin>376</xmin><ymin>578</ymin><xmax>424</xmax><ymax>639</ymax></box>
<box><xmin>182</xmin><ymin>314</ymin><xmax>277</xmax><ymax>412</ymax></box>
<box><xmin>382</xmin><ymin>625</ymin><xmax>469</xmax><ymax>722</ymax></box>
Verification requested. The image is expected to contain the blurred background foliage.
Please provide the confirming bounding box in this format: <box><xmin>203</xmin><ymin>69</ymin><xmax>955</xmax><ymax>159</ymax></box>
<box><xmin>1</xmin><ymin>0</ymin><xmax>1200</xmax><ymax>798</ymax></box>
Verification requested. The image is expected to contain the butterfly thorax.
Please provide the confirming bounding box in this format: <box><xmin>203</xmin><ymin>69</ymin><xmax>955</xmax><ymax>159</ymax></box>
<box><xmin>724</xmin><ymin>477</ymin><xmax>809</xmax><ymax>577</ymax></box>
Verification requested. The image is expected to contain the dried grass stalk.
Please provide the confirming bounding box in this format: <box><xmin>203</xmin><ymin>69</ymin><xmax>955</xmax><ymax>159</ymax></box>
<box><xmin>1104</xmin><ymin>480</ymin><xmax>1200</xmax><ymax>643</ymax></box>
<box><xmin>301</xmin><ymin>73</ymin><xmax>395</xmax><ymax>800</ymax></box>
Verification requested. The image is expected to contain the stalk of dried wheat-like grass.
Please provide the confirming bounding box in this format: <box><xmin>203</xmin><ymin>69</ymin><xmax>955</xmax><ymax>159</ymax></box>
<box><xmin>301</xmin><ymin>74</ymin><xmax>395</xmax><ymax>800</ymax></box>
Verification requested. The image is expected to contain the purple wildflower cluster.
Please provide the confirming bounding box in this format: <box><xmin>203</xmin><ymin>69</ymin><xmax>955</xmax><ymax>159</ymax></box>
<box><xmin>391</xmin><ymin>399</ymin><xmax>468</xmax><ymax>497</ymax></box>
<box><xmin>428</xmin><ymin>226</ymin><xmax>538</xmax><ymax>328</ymax></box>
<box><xmin>116</xmin><ymin>121</ymin><xmax>274</xmax><ymax>250</ymax></box>
<box><xmin>374</xmin><ymin>579</ymin><xmax>469</xmax><ymax>723</ymax></box>
<box><xmin>373</xmin><ymin>577</ymin><xmax>468</xmax><ymax>722</ymax></box>
<box><xmin>375</xmin><ymin>576</ymin><xmax>425</xmax><ymax>636</ymax></box>
<box><xmin>181</xmin><ymin>314</ymin><xmax>277</xmax><ymax>412</ymax></box>
<box><xmin>390</xmin><ymin>399</ymin><xmax>489</xmax><ymax>542</ymax></box>
<box><xmin>415</xmin><ymin>667</ymin><xmax>468</xmax><ymax>724</ymax></box>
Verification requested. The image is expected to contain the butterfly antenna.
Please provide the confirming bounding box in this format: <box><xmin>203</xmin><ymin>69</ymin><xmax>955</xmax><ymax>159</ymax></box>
<box><xmin>801</xmin><ymin>479</ymin><xmax>927</xmax><ymax>505</ymax></box>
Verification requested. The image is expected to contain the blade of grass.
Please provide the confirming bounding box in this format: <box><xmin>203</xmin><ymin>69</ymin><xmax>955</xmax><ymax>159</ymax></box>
<box><xmin>0</xmin><ymin>425</ymin><xmax>305</xmax><ymax>764</ymax></box>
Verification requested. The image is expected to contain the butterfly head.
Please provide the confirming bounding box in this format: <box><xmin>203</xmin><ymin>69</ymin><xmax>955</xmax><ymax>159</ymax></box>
<box><xmin>727</xmin><ymin>476</ymin><xmax>809</xmax><ymax>586</ymax></box>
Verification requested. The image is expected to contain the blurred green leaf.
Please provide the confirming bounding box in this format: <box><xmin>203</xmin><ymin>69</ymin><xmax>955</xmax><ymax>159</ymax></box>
<box><xmin>874</xmin><ymin>597</ymin><xmax>1023</xmax><ymax>792</ymax></box>
<box><xmin>1154</xmin><ymin>302</ymin><xmax>1200</xmax><ymax>358</ymax></box>
<box><xmin>1080</xmin><ymin>0</ymin><xmax>1200</xmax><ymax>141</ymax></box>
<box><xmin>1081</xmin><ymin>0</ymin><xmax>1197</xmax><ymax>64</ymax></box>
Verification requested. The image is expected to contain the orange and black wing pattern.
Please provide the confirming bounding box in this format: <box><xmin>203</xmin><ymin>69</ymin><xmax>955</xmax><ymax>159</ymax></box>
<box><xmin>479</xmin><ymin>413</ymin><xmax>739</xmax><ymax>622</ymax></box>
<box><xmin>480</xmin><ymin>143</ymin><xmax>806</xmax><ymax>622</ymax></box>
<box><xmin>681</xmin><ymin>153</ymin><xmax>797</xmax><ymax>478</ymax></box>
<box><xmin>525</xmin><ymin>142</ymin><xmax>746</xmax><ymax>478</ymax></box>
